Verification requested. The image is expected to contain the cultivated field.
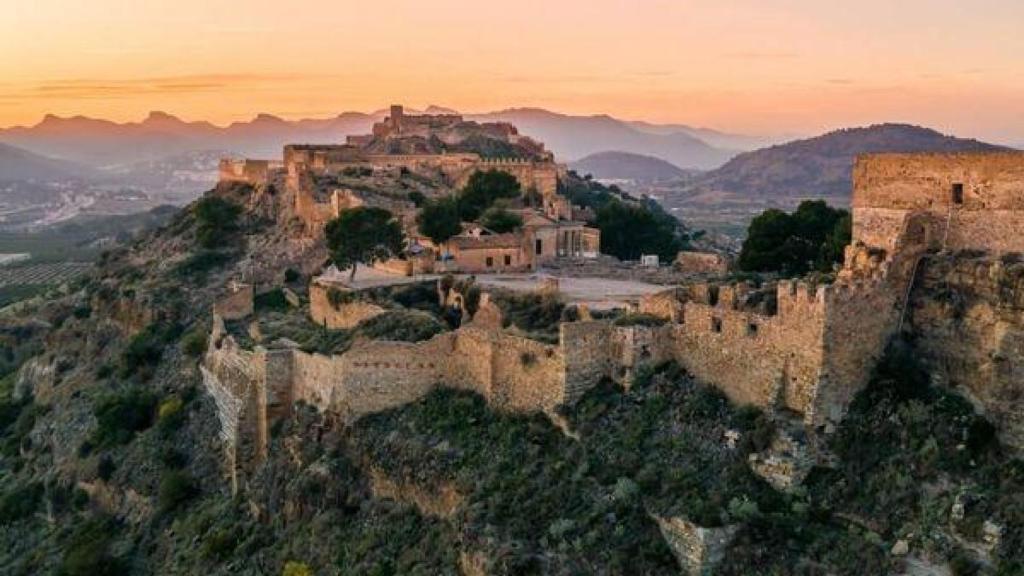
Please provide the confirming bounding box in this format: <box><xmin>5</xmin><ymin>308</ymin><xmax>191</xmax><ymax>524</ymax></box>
<box><xmin>0</xmin><ymin>262</ymin><xmax>92</xmax><ymax>287</ymax></box>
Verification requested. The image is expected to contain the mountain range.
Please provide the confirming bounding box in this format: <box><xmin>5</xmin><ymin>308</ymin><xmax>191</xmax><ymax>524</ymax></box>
<box><xmin>569</xmin><ymin>151</ymin><xmax>692</xmax><ymax>182</ymax></box>
<box><xmin>0</xmin><ymin>141</ymin><xmax>94</xmax><ymax>181</ymax></box>
<box><xmin>0</xmin><ymin>107</ymin><xmax>745</xmax><ymax>170</ymax></box>
<box><xmin>681</xmin><ymin>123</ymin><xmax>1009</xmax><ymax>204</ymax></box>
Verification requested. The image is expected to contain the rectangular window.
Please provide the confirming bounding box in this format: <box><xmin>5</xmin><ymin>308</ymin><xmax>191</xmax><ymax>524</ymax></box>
<box><xmin>486</xmin><ymin>256</ymin><xmax>493</xmax><ymax>267</ymax></box>
<box><xmin>951</xmin><ymin>183</ymin><xmax>964</xmax><ymax>204</ymax></box>
<box><xmin>747</xmin><ymin>322</ymin><xmax>758</xmax><ymax>336</ymax></box>
<box><xmin>535</xmin><ymin>239</ymin><xmax>543</xmax><ymax>255</ymax></box>
<box><xmin>504</xmin><ymin>254</ymin><xmax>512</xmax><ymax>266</ymax></box>
<box><xmin>711</xmin><ymin>317</ymin><xmax>722</xmax><ymax>333</ymax></box>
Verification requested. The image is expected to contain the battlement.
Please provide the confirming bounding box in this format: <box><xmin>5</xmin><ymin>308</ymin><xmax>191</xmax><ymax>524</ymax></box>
<box><xmin>218</xmin><ymin>159</ymin><xmax>281</xmax><ymax>185</ymax></box>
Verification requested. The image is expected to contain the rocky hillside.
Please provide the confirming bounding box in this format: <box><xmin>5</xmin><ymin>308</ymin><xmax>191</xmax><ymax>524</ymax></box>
<box><xmin>570</xmin><ymin>151</ymin><xmax>691</xmax><ymax>183</ymax></box>
<box><xmin>686</xmin><ymin>124</ymin><xmax>1006</xmax><ymax>204</ymax></box>
<box><xmin>0</xmin><ymin>178</ymin><xmax>1020</xmax><ymax>575</ymax></box>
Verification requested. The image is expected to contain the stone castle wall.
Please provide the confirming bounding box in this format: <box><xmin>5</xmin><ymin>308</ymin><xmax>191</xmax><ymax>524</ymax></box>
<box><xmin>219</xmin><ymin>159</ymin><xmax>281</xmax><ymax>185</ymax></box>
<box><xmin>201</xmin><ymin>311</ymin><xmax>608</xmax><ymax>486</ymax></box>
<box><xmin>307</xmin><ymin>282</ymin><xmax>386</xmax><ymax>329</ymax></box>
<box><xmin>853</xmin><ymin>152</ymin><xmax>1024</xmax><ymax>253</ymax></box>
<box><xmin>675</xmin><ymin>251</ymin><xmax>732</xmax><ymax>275</ymax></box>
<box><xmin>659</xmin><ymin>282</ymin><xmax>827</xmax><ymax>416</ymax></box>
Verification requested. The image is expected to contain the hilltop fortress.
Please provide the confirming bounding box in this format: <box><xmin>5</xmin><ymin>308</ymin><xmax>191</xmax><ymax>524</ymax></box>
<box><xmin>218</xmin><ymin>105</ymin><xmax>599</xmax><ymax>273</ymax></box>
<box><xmin>203</xmin><ymin>148</ymin><xmax>1024</xmax><ymax>494</ymax></box>
<box><xmin>219</xmin><ymin>105</ymin><xmax>560</xmax><ymax>201</ymax></box>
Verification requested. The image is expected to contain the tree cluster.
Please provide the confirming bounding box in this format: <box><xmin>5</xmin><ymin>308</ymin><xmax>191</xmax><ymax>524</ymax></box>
<box><xmin>416</xmin><ymin>169</ymin><xmax>524</xmax><ymax>250</ymax></box>
<box><xmin>596</xmin><ymin>199</ymin><xmax>685</xmax><ymax>262</ymax></box>
<box><xmin>738</xmin><ymin>200</ymin><xmax>851</xmax><ymax>276</ymax></box>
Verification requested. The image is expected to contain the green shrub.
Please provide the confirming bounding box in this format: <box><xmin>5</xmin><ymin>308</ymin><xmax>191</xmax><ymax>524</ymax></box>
<box><xmin>255</xmin><ymin>288</ymin><xmax>290</xmax><ymax>312</ymax></box>
<box><xmin>92</xmin><ymin>389</ymin><xmax>158</xmax><ymax>447</ymax></box>
<box><xmin>180</xmin><ymin>329</ymin><xmax>208</xmax><ymax>357</ymax></box>
<box><xmin>612</xmin><ymin>313</ymin><xmax>667</xmax><ymax>327</ymax></box>
<box><xmin>282</xmin><ymin>561</ymin><xmax>314</xmax><ymax>576</ymax></box>
<box><xmin>97</xmin><ymin>455</ymin><xmax>116</xmax><ymax>482</ymax></box>
<box><xmin>157</xmin><ymin>395</ymin><xmax>185</xmax><ymax>432</ymax></box>
<box><xmin>201</xmin><ymin>528</ymin><xmax>238</xmax><ymax>560</ymax></box>
<box><xmin>358</xmin><ymin>310</ymin><xmax>446</xmax><ymax>343</ymax></box>
<box><xmin>0</xmin><ymin>481</ymin><xmax>42</xmax><ymax>524</ymax></box>
<box><xmin>194</xmin><ymin>196</ymin><xmax>242</xmax><ymax>249</ymax></box>
<box><xmin>175</xmin><ymin>249</ymin><xmax>235</xmax><ymax>279</ymax></box>
<box><xmin>120</xmin><ymin>323</ymin><xmax>181</xmax><ymax>379</ymax></box>
<box><xmin>327</xmin><ymin>287</ymin><xmax>356</xmax><ymax>308</ymax></box>
<box><xmin>407</xmin><ymin>191</ymin><xmax>426</xmax><ymax>207</ymax></box>
<box><xmin>284</xmin><ymin>268</ymin><xmax>301</xmax><ymax>283</ymax></box>
<box><xmin>158</xmin><ymin>470</ymin><xmax>197</xmax><ymax>514</ymax></box>
<box><xmin>60</xmin><ymin>516</ymin><xmax>124</xmax><ymax>576</ymax></box>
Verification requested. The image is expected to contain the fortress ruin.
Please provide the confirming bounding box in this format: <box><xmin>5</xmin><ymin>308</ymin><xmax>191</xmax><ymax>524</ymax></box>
<box><xmin>219</xmin><ymin>105</ymin><xmax>599</xmax><ymax>274</ymax></box>
<box><xmin>204</xmin><ymin>149</ymin><xmax>1024</xmax><ymax>494</ymax></box>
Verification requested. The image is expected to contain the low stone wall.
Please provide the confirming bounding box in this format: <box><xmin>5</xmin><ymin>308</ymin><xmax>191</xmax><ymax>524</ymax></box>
<box><xmin>202</xmin><ymin>314</ymin><xmax>599</xmax><ymax>485</ymax></box>
<box><xmin>652</xmin><ymin>515</ymin><xmax>738</xmax><ymax>576</ymax></box>
<box><xmin>308</xmin><ymin>281</ymin><xmax>385</xmax><ymax>329</ymax></box>
<box><xmin>675</xmin><ymin>251</ymin><xmax>732</xmax><ymax>275</ymax></box>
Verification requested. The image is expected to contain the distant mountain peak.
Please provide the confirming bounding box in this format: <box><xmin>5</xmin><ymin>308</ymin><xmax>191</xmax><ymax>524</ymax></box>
<box><xmin>424</xmin><ymin>105</ymin><xmax>459</xmax><ymax>115</ymax></box>
<box><xmin>144</xmin><ymin>110</ymin><xmax>180</xmax><ymax>123</ymax></box>
<box><xmin>570</xmin><ymin>150</ymin><xmax>689</xmax><ymax>182</ymax></box>
<box><xmin>253</xmin><ymin>113</ymin><xmax>286</xmax><ymax>123</ymax></box>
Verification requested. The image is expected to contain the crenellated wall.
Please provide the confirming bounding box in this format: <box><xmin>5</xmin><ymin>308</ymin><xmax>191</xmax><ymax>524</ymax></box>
<box><xmin>637</xmin><ymin>216</ymin><xmax>925</xmax><ymax>432</ymax></box>
<box><xmin>651</xmin><ymin>281</ymin><xmax>827</xmax><ymax>416</ymax></box>
<box><xmin>201</xmin><ymin>311</ymin><xmax>610</xmax><ymax>488</ymax></box>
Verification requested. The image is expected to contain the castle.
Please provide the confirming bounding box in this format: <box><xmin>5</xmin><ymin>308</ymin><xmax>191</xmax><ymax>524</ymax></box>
<box><xmin>203</xmin><ymin>149</ymin><xmax>1024</xmax><ymax>494</ymax></box>
<box><xmin>218</xmin><ymin>105</ymin><xmax>599</xmax><ymax>274</ymax></box>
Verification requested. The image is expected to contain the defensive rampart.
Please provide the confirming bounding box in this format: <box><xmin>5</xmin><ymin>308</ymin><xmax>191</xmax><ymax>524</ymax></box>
<box><xmin>200</xmin><ymin>312</ymin><xmax>646</xmax><ymax>489</ymax></box>
<box><xmin>853</xmin><ymin>152</ymin><xmax>1024</xmax><ymax>253</ymax></box>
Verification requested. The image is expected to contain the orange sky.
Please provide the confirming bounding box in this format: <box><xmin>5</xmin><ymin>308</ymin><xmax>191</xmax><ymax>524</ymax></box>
<box><xmin>4</xmin><ymin>0</ymin><xmax>1023</xmax><ymax>142</ymax></box>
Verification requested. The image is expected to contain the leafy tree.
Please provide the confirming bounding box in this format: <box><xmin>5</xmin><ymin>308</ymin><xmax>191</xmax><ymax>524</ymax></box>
<box><xmin>738</xmin><ymin>200</ymin><xmax>851</xmax><ymax>276</ymax></box>
<box><xmin>595</xmin><ymin>199</ymin><xmax>683</xmax><ymax>262</ymax></box>
<box><xmin>457</xmin><ymin>170</ymin><xmax>521</xmax><ymax>220</ymax></box>
<box><xmin>194</xmin><ymin>196</ymin><xmax>242</xmax><ymax>248</ymax></box>
<box><xmin>416</xmin><ymin>197</ymin><xmax>462</xmax><ymax>255</ymax></box>
<box><xmin>325</xmin><ymin>207</ymin><xmax>405</xmax><ymax>280</ymax></box>
<box><xmin>481</xmin><ymin>206</ymin><xmax>523</xmax><ymax>233</ymax></box>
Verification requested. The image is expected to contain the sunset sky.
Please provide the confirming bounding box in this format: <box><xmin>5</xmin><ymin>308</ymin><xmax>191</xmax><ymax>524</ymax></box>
<box><xmin>4</xmin><ymin>0</ymin><xmax>1023</xmax><ymax>143</ymax></box>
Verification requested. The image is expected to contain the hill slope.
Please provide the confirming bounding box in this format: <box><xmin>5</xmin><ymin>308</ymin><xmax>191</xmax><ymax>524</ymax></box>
<box><xmin>0</xmin><ymin>142</ymin><xmax>93</xmax><ymax>181</ymax></box>
<box><xmin>687</xmin><ymin>123</ymin><xmax>1005</xmax><ymax>203</ymax></box>
<box><xmin>570</xmin><ymin>151</ymin><xmax>690</xmax><ymax>182</ymax></box>
<box><xmin>470</xmin><ymin>108</ymin><xmax>735</xmax><ymax>169</ymax></box>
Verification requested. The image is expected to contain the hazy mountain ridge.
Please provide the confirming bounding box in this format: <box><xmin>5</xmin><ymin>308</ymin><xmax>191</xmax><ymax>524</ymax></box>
<box><xmin>0</xmin><ymin>142</ymin><xmax>95</xmax><ymax>181</ymax></box>
<box><xmin>468</xmin><ymin>107</ymin><xmax>737</xmax><ymax>169</ymax></box>
<box><xmin>686</xmin><ymin>123</ymin><xmax>1007</xmax><ymax>202</ymax></box>
<box><xmin>570</xmin><ymin>151</ymin><xmax>690</xmax><ymax>182</ymax></box>
<box><xmin>0</xmin><ymin>107</ymin><xmax>745</xmax><ymax>170</ymax></box>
